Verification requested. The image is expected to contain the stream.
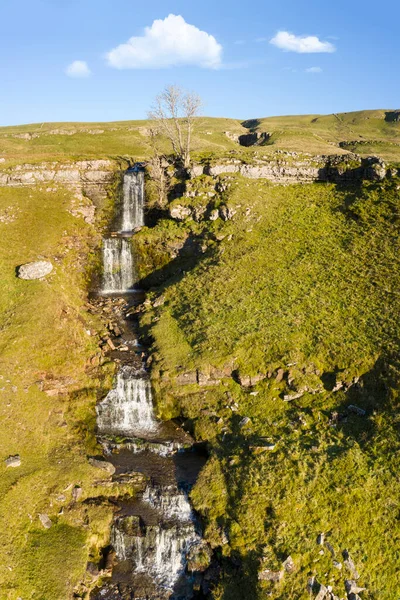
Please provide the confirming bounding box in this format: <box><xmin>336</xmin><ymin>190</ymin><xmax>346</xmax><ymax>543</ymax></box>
<box><xmin>91</xmin><ymin>166</ymin><xmax>208</xmax><ymax>600</ymax></box>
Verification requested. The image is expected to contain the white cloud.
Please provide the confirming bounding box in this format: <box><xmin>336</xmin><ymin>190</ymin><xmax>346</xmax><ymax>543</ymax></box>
<box><xmin>270</xmin><ymin>31</ymin><xmax>335</xmax><ymax>53</ymax></box>
<box><xmin>106</xmin><ymin>14</ymin><xmax>222</xmax><ymax>69</ymax></box>
<box><xmin>66</xmin><ymin>60</ymin><xmax>91</xmax><ymax>78</ymax></box>
<box><xmin>306</xmin><ymin>66</ymin><xmax>323</xmax><ymax>73</ymax></box>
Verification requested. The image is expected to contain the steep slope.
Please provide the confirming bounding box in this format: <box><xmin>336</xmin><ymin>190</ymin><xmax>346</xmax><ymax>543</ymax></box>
<box><xmin>140</xmin><ymin>174</ymin><xmax>400</xmax><ymax>599</ymax></box>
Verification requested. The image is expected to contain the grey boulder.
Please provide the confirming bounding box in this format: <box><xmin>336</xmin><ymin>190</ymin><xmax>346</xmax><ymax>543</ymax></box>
<box><xmin>18</xmin><ymin>261</ymin><xmax>53</xmax><ymax>280</ymax></box>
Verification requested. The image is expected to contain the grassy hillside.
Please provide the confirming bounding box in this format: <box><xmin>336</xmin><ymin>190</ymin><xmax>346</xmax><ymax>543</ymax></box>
<box><xmin>247</xmin><ymin>109</ymin><xmax>400</xmax><ymax>161</ymax></box>
<box><xmin>1</xmin><ymin>108</ymin><xmax>400</xmax><ymax>598</ymax></box>
<box><xmin>141</xmin><ymin>173</ymin><xmax>400</xmax><ymax>599</ymax></box>
<box><xmin>0</xmin><ymin>109</ymin><xmax>399</xmax><ymax>166</ymax></box>
<box><xmin>0</xmin><ymin>185</ymin><xmax>118</xmax><ymax>599</ymax></box>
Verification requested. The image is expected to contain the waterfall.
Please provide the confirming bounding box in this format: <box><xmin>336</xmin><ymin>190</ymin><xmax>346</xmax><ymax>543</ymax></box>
<box><xmin>95</xmin><ymin>165</ymin><xmax>207</xmax><ymax>599</ymax></box>
<box><xmin>102</xmin><ymin>238</ymin><xmax>136</xmax><ymax>293</ymax></box>
<box><xmin>96</xmin><ymin>366</ymin><xmax>159</xmax><ymax>436</ymax></box>
<box><xmin>142</xmin><ymin>485</ymin><xmax>193</xmax><ymax>521</ymax></box>
<box><xmin>112</xmin><ymin>520</ymin><xmax>202</xmax><ymax>590</ymax></box>
<box><xmin>121</xmin><ymin>169</ymin><xmax>145</xmax><ymax>232</ymax></box>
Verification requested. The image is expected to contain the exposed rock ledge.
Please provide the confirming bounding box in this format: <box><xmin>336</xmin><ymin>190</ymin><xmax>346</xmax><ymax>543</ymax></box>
<box><xmin>0</xmin><ymin>160</ymin><xmax>115</xmax><ymax>187</ymax></box>
<box><xmin>190</xmin><ymin>153</ymin><xmax>394</xmax><ymax>184</ymax></box>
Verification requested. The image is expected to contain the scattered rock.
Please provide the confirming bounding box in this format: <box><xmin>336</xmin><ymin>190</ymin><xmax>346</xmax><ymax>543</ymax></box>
<box><xmin>170</xmin><ymin>204</ymin><xmax>192</xmax><ymax>220</ymax></box>
<box><xmin>219</xmin><ymin>205</ymin><xmax>235</xmax><ymax>221</ymax></box>
<box><xmin>343</xmin><ymin>550</ymin><xmax>360</xmax><ymax>579</ymax></box>
<box><xmin>153</xmin><ymin>294</ymin><xmax>165</xmax><ymax>308</ymax></box>
<box><xmin>283</xmin><ymin>390</ymin><xmax>305</xmax><ymax>401</ymax></box>
<box><xmin>258</xmin><ymin>568</ymin><xmax>284</xmax><ymax>582</ymax></box>
<box><xmin>239</xmin><ymin>416</ymin><xmax>251</xmax><ymax>428</ymax></box>
<box><xmin>347</xmin><ymin>405</ymin><xmax>366</xmax><ymax>417</ymax></box>
<box><xmin>345</xmin><ymin>580</ymin><xmax>366</xmax><ymax>594</ymax></box>
<box><xmin>72</xmin><ymin>486</ymin><xmax>83</xmax><ymax>501</ymax></box>
<box><xmin>238</xmin><ymin>372</ymin><xmax>265</xmax><ymax>387</ymax></box>
<box><xmin>275</xmin><ymin>368</ymin><xmax>285</xmax><ymax>383</ymax></box>
<box><xmin>17</xmin><ymin>260</ymin><xmax>53</xmax><ymax>280</ymax></box>
<box><xmin>5</xmin><ymin>454</ymin><xmax>21</xmax><ymax>468</ymax></box>
<box><xmin>333</xmin><ymin>560</ymin><xmax>342</xmax><ymax>570</ymax></box>
<box><xmin>282</xmin><ymin>555</ymin><xmax>295</xmax><ymax>573</ymax></box>
<box><xmin>315</xmin><ymin>582</ymin><xmax>328</xmax><ymax>600</ymax></box>
<box><xmin>325</xmin><ymin>541</ymin><xmax>335</xmax><ymax>556</ymax></box>
<box><xmin>88</xmin><ymin>457</ymin><xmax>116</xmax><ymax>475</ymax></box>
<box><xmin>317</xmin><ymin>533</ymin><xmax>325</xmax><ymax>545</ymax></box>
<box><xmin>38</xmin><ymin>513</ymin><xmax>53</xmax><ymax>529</ymax></box>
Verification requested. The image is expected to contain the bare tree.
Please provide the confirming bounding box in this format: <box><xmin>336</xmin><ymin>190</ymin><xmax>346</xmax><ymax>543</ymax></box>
<box><xmin>148</xmin><ymin>85</ymin><xmax>202</xmax><ymax>169</ymax></box>
<box><xmin>146</xmin><ymin>127</ymin><xmax>168</xmax><ymax>207</ymax></box>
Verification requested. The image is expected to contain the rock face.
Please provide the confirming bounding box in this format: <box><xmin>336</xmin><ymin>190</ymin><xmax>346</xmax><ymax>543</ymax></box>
<box><xmin>0</xmin><ymin>160</ymin><xmax>114</xmax><ymax>187</ymax></box>
<box><xmin>187</xmin><ymin>153</ymin><xmax>393</xmax><ymax>185</ymax></box>
<box><xmin>238</xmin><ymin>132</ymin><xmax>270</xmax><ymax>147</ymax></box>
<box><xmin>18</xmin><ymin>261</ymin><xmax>53</xmax><ymax>280</ymax></box>
<box><xmin>385</xmin><ymin>110</ymin><xmax>400</xmax><ymax>122</ymax></box>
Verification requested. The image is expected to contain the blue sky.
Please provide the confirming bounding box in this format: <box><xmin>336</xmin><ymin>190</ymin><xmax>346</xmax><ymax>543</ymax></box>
<box><xmin>0</xmin><ymin>0</ymin><xmax>398</xmax><ymax>126</ymax></box>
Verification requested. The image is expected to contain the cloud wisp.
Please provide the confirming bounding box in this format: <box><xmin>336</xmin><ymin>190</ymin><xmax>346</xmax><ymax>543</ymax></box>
<box><xmin>270</xmin><ymin>31</ymin><xmax>335</xmax><ymax>53</ymax></box>
<box><xmin>106</xmin><ymin>14</ymin><xmax>222</xmax><ymax>69</ymax></box>
<box><xmin>66</xmin><ymin>60</ymin><xmax>91</xmax><ymax>78</ymax></box>
<box><xmin>306</xmin><ymin>66</ymin><xmax>323</xmax><ymax>73</ymax></box>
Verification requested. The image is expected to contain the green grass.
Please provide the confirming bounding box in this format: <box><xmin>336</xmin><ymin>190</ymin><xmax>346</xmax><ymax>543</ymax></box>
<box><xmin>1</xmin><ymin>109</ymin><xmax>400</xmax><ymax>166</ymax></box>
<box><xmin>0</xmin><ymin>185</ymin><xmax>115</xmax><ymax>599</ymax></box>
<box><xmin>142</xmin><ymin>174</ymin><xmax>400</xmax><ymax>599</ymax></box>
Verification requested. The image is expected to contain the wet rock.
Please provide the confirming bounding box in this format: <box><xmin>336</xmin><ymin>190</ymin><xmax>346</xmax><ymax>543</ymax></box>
<box><xmin>18</xmin><ymin>260</ymin><xmax>53</xmax><ymax>280</ymax></box>
<box><xmin>38</xmin><ymin>513</ymin><xmax>53</xmax><ymax>529</ymax></box>
<box><xmin>5</xmin><ymin>454</ymin><xmax>21</xmax><ymax>467</ymax></box>
<box><xmin>119</xmin><ymin>515</ymin><xmax>144</xmax><ymax>537</ymax></box>
<box><xmin>186</xmin><ymin>541</ymin><xmax>212</xmax><ymax>572</ymax></box>
<box><xmin>88</xmin><ymin>457</ymin><xmax>116</xmax><ymax>475</ymax></box>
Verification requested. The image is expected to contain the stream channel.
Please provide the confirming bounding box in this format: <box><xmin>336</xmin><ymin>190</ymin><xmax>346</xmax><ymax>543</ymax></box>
<box><xmin>91</xmin><ymin>166</ymin><xmax>209</xmax><ymax>600</ymax></box>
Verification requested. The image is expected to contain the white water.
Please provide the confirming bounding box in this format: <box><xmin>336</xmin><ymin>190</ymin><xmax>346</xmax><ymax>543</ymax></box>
<box><xmin>113</xmin><ymin>521</ymin><xmax>201</xmax><ymax>590</ymax></box>
<box><xmin>96</xmin><ymin>366</ymin><xmax>159</xmax><ymax>436</ymax></box>
<box><xmin>142</xmin><ymin>485</ymin><xmax>193</xmax><ymax>522</ymax></box>
<box><xmin>102</xmin><ymin>238</ymin><xmax>136</xmax><ymax>293</ymax></box>
<box><xmin>121</xmin><ymin>169</ymin><xmax>145</xmax><ymax>232</ymax></box>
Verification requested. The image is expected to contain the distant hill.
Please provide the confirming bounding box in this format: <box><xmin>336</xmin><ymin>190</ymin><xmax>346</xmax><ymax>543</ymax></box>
<box><xmin>0</xmin><ymin>109</ymin><xmax>399</xmax><ymax>166</ymax></box>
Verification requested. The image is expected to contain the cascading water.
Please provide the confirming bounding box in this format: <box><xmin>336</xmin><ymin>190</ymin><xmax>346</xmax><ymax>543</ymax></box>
<box><xmin>121</xmin><ymin>168</ymin><xmax>145</xmax><ymax>232</ymax></box>
<box><xmin>112</xmin><ymin>521</ymin><xmax>202</xmax><ymax>590</ymax></box>
<box><xmin>96</xmin><ymin>366</ymin><xmax>158</xmax><ymax>436</ymax></box>
<box><xmin>102</xmin><ymin>237</ymin><xmax>136</xmax><ymax>293</ymax></box>
<box><xmin>93</xmin><ymin>164</ymin><xmax>208</xmax><ymax>600</ymax></box>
